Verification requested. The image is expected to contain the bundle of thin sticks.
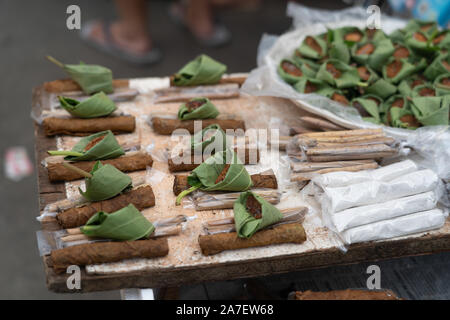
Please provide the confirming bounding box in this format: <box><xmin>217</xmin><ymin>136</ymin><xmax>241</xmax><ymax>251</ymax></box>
<box><xmin>47</xmin><ymin>214</ymin><xmax>187</xmax><ymax>273</ymax></box>
<box><xmin>198</xmin><ymin>207</ymin><xmax>307</xmax><ymax>255</ymax></box>
<box><xmin>45</xmin><ymin>151</ymin><xmax>153</xmax><ymax>182</ymax></box>
<box><xmin>288</xmin><ymin>129</ymin><xmax>397</xmax><ymax>183</ymax></box>
<box><xmin>151</xmin><ymin>115</ymin><xmax>246</xmax><ymax>135</ymax></box>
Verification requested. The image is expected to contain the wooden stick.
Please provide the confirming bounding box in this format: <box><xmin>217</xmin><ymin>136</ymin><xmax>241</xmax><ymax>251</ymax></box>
<box><xmin>309</xmin><ymin>152</ymin><xmax>396</xmax><ymax>162</ymax></box>
<box><xmin>46</xmin><ymin>151</ymin><xmax>153</xmax><ymax>182</ymax></box>
<box><xmin>198</xmin><ymin>223</ymin><xmax>306</xmax><ymax>256</ymax></box>
<box><xmin>56</xmin><ymin>185</ymin><xmax>155</xmax><ymax>229</ymax></box>
<box><xmin>173</xmin><ymin>169</ymin><xmax>278</xmax><ymax>196</ymax></box>
<box><xmin>290</xmin><ymin>160</ymin><xmax>377</xmax><ymax>173</ymax></box>
<box><xmin>297</xmin><ymin>134</ymin><xmax>388</xmax><ymax>146</ymax></box>
<box><xmin>290</xmin><ymin>162</ymin><xmax>379</xmax><ymax>182</ymax></box>
<box><xmin>169</xmin><ymin>75</ymin><xmax>247</xmax><ymax>87</ymax></box>
<box><xmin>154</xmin><ymin>83</ymin><xmax>239</xmax><ymax>103</ymax></box>
<box><xmin>151</xmin><ymin>117</ymin><xmax>245</xmax><ymax>135</ymax></box>
<box><xmin>306</xmin><ymin>143</ymin><xmax>396</xmax><ymax>157</ymax></box>
<box><xmin>42</xmin><ymin>115</ymin><xmax>135</xmax><ymax>136</ymax></box>
<box><xmin>168</xmin><ymin>146</ymin><xmax>259</xmax><ymax>172</ymax></box>
<box><xmin>300</xmin><ymin>128</ymin><xmax>383</xmax><ymax>138</ymax></box>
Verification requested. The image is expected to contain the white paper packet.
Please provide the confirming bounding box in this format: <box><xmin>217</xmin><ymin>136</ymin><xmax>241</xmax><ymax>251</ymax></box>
<box><xmin>330</xmin><ymin>191</ymin><xmax>437</xmax><ymax>232</ymax></box>
<box><xmin>340</xmin><ymin>208</ymin><xmax>446</xmax><ymax>245</ymax></box>
<box><xmin>313</xmin><ymin>160</ymin><xmax>418</xmax><ymax>188</ymax></box>
<box><xmin>321</xmin><ymin>169</ymin><xmax>438</xmax><ymax>214</ymax></box>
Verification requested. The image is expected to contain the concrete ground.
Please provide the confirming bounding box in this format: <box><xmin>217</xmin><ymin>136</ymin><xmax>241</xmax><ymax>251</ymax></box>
<box><xmin>0</xmin><ymin>0</ymin><xmax>448</xmax><ymax>299</ymax></box>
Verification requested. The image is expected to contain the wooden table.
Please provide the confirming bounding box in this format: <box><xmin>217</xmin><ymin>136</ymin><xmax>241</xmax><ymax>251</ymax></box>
<box><xmin>32</xmin><ymin>81</ymin><xmax>450</xmax><ymax>294</ymax></box>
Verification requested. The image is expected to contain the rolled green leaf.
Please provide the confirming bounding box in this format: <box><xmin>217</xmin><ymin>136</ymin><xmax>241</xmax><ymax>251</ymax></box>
<box><xmin>277</xmin><ymin>59</ymin><xmax>304</xmax><ymax>84</ymax></box>
<box><xmin>398</xmin><ymin>75</ymin><xmax>428</xmax><ymax>96</ymax></box>
<box><xmin>176</xmin><ymin>149</ymin><xmax>252</xmax><ymax>205</ymax></box>
<box><xmin>389</xmin><ymin>29</ymin><xmax>406</xmax><ymax>43</ymax></box>
<box><xmin>80</xmin><ymin>204</ymin><xmax>154</xmax><ymax>241</ymax></box>
<box><xmin>58</xmin><ymin>92</ymin><xmax>116</xmax><ymax>118</ymax></box>
<box><xmin>172</xmin><ymin>54</ymin><xmax>227</xmax><ymax>86</ymax></box>
<box><xmin>177</xmin><ymin>97</ymin><xmax>219</xmax><ymax>120</ymax></box>
<box><xmin>48</xmin><ymin>130</ymin><xmax>124</xmax><ymax>161</ymax></box>
<box><xmin>365</xmin><ymin>78</ymin><xmax>397</xmax><ymax>99</ymax></box>
<box><xmin>79</xmin><ymin>161</ymin><xmax>132</xmax><ymax>201</ymax></box>
<box><xmin>390</xmin><ymin>107</ymin><xmax>421</xmax><ymax>129</ymax></box>
<box><xmin>191</xmin><ymin>124</ymin><xmax>227</xmax><ymax>152</ymax></box>
<box><xmin>316</xmin><ymin>59</ymin><xmax>361</xmax><ymax>89</ymax></box>
<box><xmin>329</xmin><ymin>42</ymin><xmax>350</xmax><ymax>64</ymax></box>
<box><xmin>292</xmin><ymin>54</ymin><xmax>321</xmax><ymax>71</ymax></box>
<box><xmin>434</xmin><ymin>73</ymin><xmax>450</xmax><ymax>96</ymax></box>
<box><xmin>411</xmin><ymin>84</ymin><xmax>436</xmax><ymax>97</ymax></box>
<box><xmin>47</xmin><ymin>56</ymin><xmax>113</xmax><ymax>95</ymax></box>
<box><xmin>382</xmin><ymin>58</ymin><xmax>416</xmax><ymax>84</ymax></box>
<box><xmin>293</xmin><ymin>77</ymin><xmax>334</xmax><ymax>96</ymax></box>
<box><xmin>297</xmin><ymin>36</ymin><xmax>328</xmax><ymax>60</ymax></box>
<box><xmin>405</xmin><ymin>31</ymin><xmax>439</xmax><ymax>56</ymax></box>
<box><xmin>233</xmin><ymin>191</ymin><xmax>284</xmax><ymax>239</ymax></box>
<box><xmin>411</xmin><ymin>96</ymin><xmax>449</xmax><ymax>126</ymax></box>
<box><xmin>424</xmin><ymin>53</ymin><xmax>450</xmax><ymax>80</ymax></box>
<box><xmin>352</xmin><ymin>39</ymin><xmax>395</xmax><ymax>72</ymax></box>
<box><xmin>405</xmin><ymin>19</ymin><xmax>438</xmax><ymax>36</ymax></box>
<box><xmin>357</xmin><ymin>65</ymin><xmax>379</xmax><ymax>83</ymax></box>
<box><xmin>432</xmin><ymin>30</ymin><xmax>450</xmax><ymax>49</ymax></box>
<box><xmin>332</xmin><ymin>27</ymin><xmax>364</xmax><ymax>47</ymax></box>
<box><xmin>351</xmin><ymin>96</ymin><xmax>380</xmax><ymax>121</ymax></box>
<box><xmin>382</xmin><ymin>94</ymin><xmax>409</xmax><ymax>115</ymax></box>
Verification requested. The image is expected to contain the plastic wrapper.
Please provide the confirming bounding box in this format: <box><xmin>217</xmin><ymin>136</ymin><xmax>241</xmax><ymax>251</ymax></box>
<box><xmin>152</xmin><ymin>83</ymin><xmax>239</xmax><ymax>104</ymax></box>
<box><xmin>339</xmin><ymin>208</ymin><xmax>446</xmax><ymax>245</ymax></box>
<box><xmin>319</xmin><ymin>169</ymin><xmax>439</xmax><ymax>214</ymax></box>
<box><xmin>331</xmin><ymin>191</ymin><xmax>437</xmax><ymax>232</ymax></box>
<box><xmin>313</xmin><ymin>159</ymin><xmax>417</xmax><ymax>188</ymax></box>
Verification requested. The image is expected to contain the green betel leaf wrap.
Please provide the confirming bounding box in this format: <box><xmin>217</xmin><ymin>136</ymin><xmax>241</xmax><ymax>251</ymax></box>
<box><xmin>79</xmin><ymin>161</ymin><xmax>132</xmax><ymax>201</ymax></box>
<box><xmin>411</xmin><ymin>96</ymin><xmax>450</xmax><ymax>126</ymax></box>
<box><xmin>293</xmin><ymin>78</ymin><xmax>333</xmax><ymax>96</ymax></box>
<box><xmin>58</xmin><ymin>92</ymin><xmax>116</xmax><ymax>118</ymax></box>
<box><xmin>363</xmin><ymin>28</ymin><xmax>387</xmax><ymax>43</ymax></box>
<box><xmin>177</xmin><ymin>97</ymin><xmax>220</xmax><ymax>120</ymax></box>
<box><xmin>390</xmin><ymin>107</ymin><xmax>419</xmax><ymax>129</ymax></box>
<box><xmin>405</xmin><ymin>31</ymin><xmax>438</xmax><ymax>56</ymax></box>
<box><xmin>405</xmin><ymin>19</ymin><xmax>438</xmax><ymax>35</ymax></box>
<box><xmin>233</xmin><ymin>191</ymin><xmax>284</xmax><ymax>239</ymax></box>
<box><xmin>433</xmin><ymin>31</ymin><xmax>450</xmax><ymax>49</ymax></box>
<box><xmin>48</xmin><ymin>130</ymin><xmax>124</xmax><ymax>161</ymax></box>
<box><xmin>351</xmin><ymin>96</ymin><xmax>380</xmax><ymax>121</ymax></box>
<box><xmin>292</xmin><ymin>54</ymin><xmax>321</xmax><ymax>71</ymax></box>
<box><xmin>80</xmin><ymin>204</ymin><xmax>154</xmax><ymax>241</ymax></box>
<box><xmin>297</xmin><ymin>36</ymin><xmax>328</xmax><ymax>60</ymax></box>
<box><xmin>424</xmin><ymin>53</ymin><xmax>450</xmax><ymax>80</ymax></box>
<box><xmin>382</xmin><ymin>58</ymin><xmax>416</xmax><ymax>84</ymax></box>
<box><xmin>176</xmin><ymin>149</ymin><xmax>253</xmax><ymax>205</ymax></box>
<box><xmin>369</xmin><ymin>39</ymin><xmax>395</xmax><ymax>72</ymax></box>
<box><xmin>398</xmin><ymin>75</ymin><xmax>427</xmax><ymax>96</ymax></box>
<box><xmin>411</xmin><ymin>84</ymin><xmax>436</xmax><ymax>97</ymax></box>
<box><xmin>316</xmin><ymin>59</ymin><xmax>361</xmax><ymax>89</ymax></box>
<box><xmin>46</xmin><ymin>56</ymin><xmax>115</xmax><ymax>95</ymax></box>
<box><xmin>382</xmin><ymin>94</ymin><xmax>409</xmax><ymax>115</ymax></box>
<box><xmin>389</xmin><ymin>29</ymin><xmax>406</xmax><ymax>43</ymax></box>
<box><xmin>329</xmin><ymin>42</ymin><xmax>350</xmax><ymax>64</ymax></box>
<box><xmin>191</xmin><ymin>124</ymin><xmax>227</xmax><ymax>152</ymax></box>
<box><xmin>434</xmin><ymin>74</ymin><xmax>450</xmax><ymax>96</ymax></box>
<box><xmin>277</xmin><ymin>59</ymin><xmax>304</xmax><ymax>84</ymax></box>
<box><xmin>332</xmin><ymin>27</ymin><xmax>363</xmax><ymax>47</ymax></box>
<box><xmin>172</xmin><ymin>54</ymin><xmax>227</xmax><ymax>86</ymax></box>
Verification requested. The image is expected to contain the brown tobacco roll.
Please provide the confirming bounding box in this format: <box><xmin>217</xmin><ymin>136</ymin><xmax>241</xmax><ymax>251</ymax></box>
<box><xmin>169</xmin><ymin>75</ymin><xmax>247</xmax><ymax>87</ymax></box>
<box><xmin>168</xmin><ymin>147</ymin><xmax>260</xmax><ymax>172</ymax></box>
<box><xmin>49</xmin><ymin>238</ymin><xmax>169</xmax><ymax>273</ymax></box>
<box><xmin>56</xmin><ymin>185</ymin><xmax>155</xmax><ymax>228</ymax></box>
<box><xmin>293</xmin><ymin>289</ymin><xmax>401</xmax><ymax>300</ymax></box>
<box><xmin>290</xmin><ymin>162</ymin><xmax>379</xmax><ymax>182</ymax></box>
<box><xmin>43</xmin><ymin>116</ymin><xmax>136</xmax><ymax>136</ymax></box>
<box><xmin>198</xmin><ymin>223</ymin><xmax>306</xmax><ymax>256</ymax></box>
<box><xmin>43</xmin><ymin>79</ymin><xmax>129</xmax><ymax>93</ymax></box>
<box><xmin>300</xmin><ymin>128</ymin><xmax>383</xmax><ymax>138</ymax></box>
<box><xmin>47</xmin><ymin>151</ymin><xmax>153</xmax><ymax>182</ymax></box>
<box><xmin>152</xmin><ymin>117</ymin><xmax>245</xmax><ymax>135</ymax></box>
<box><xmin>173</xmin><ymin>170</ymin><xmax>278</xmax><ymax>196</ymax></box>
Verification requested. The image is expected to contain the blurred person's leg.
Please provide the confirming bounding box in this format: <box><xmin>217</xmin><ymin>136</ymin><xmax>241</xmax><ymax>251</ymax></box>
<box><xmin>169</xmin><ymin>0</ymin><xmax>231</xmax><ymax>47</ymax></box>
<box><xmin>82</xmin><ymin>0</ymin><xmax>161</xmax><ymax>64</ymax></box>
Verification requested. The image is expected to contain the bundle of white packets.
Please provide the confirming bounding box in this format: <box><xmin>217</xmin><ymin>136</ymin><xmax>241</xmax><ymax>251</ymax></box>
<box><xmin>312</xmin><ymin>160</ymin><xmax>447</xmax><ymax>245</ymax></box>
